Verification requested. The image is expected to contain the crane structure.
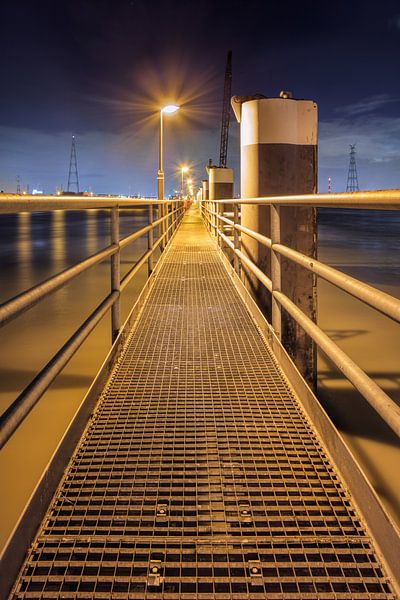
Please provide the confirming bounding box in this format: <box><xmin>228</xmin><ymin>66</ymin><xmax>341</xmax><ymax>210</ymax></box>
<box><xmin>219</xmin><ymin>50</ymin><xmax>232</xmax><ymax>168</ymax></box>
<box><xmin>67</xmin><ymin>135</ymin><xmax>80</xmax><ymax>193</ymax></box>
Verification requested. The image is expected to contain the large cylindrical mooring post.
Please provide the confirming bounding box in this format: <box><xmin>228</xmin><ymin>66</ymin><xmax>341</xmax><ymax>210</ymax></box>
<box><xmin>232</xmin><ymin>94</ymin><xmax>318</xmax><ymax>386</ymax></box>
<box><xmin>207</xmin><ymin>166</ymin><xmax>234</xmax><ymax>243</ymax></box>
<box><xmin>202</xmin><ymin>179</ymin><xmax>209</xmax><ymax>201</ymax></box>
<box><xmin>208</xmin><ymin>166</ymin><xmax>234</xmax><ymax>202</ymax></box>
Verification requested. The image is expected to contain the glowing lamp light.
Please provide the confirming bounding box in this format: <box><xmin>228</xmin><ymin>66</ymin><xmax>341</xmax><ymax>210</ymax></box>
<box><xmin>162</xmin><ymin>104</ymin><xmax>180</xmax><ymax>114</ymax></box>
<box><xmin>181</xmin><ymin>166</ymin><xmax>189</xmax><ymax>173</ymax></box>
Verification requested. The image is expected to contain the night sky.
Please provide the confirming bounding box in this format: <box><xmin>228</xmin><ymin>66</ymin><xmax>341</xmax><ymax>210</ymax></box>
<box><xmin>0</xmin><ymin>0</ymin><xmax>400</xmax><ymax>195</ymax></box>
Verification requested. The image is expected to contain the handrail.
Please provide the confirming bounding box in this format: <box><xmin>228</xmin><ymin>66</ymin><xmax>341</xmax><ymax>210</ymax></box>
<box><xmin>0</xmin><ymin>194</ymin><xmax>172</xmax><ymax>213</ymax></box>
<box><xmin>0</xmin><ymin>244</ymin><xmax>118</xmax><ymax>328</ymax></box>
<box><xmin>201</xmin><ymin>190</ymin><xmax>400</xmax><ymax>438</ymax></box>
<box><xmin>0</xmin><ymin>199</ymin><xmax>184</xmax><ymax>449</ymax></box>
<box><xmin>210</xmin><ymin>189</ymin><xmax>400</xmax><ymax>209</ymax></box>
<box><xmin>0</xmin><ymin>292</ymin><xmax>118</xmax><ymax>449</ymax></box>
<box><xmin>208</xmin><ymin>208</ymin><xmax>400</xmax><ymax>324</ymax></box>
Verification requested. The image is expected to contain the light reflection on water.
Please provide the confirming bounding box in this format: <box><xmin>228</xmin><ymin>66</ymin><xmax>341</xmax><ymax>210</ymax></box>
<box><xmin>0</xmin><ymin>208</ymin><xmax>399</xmax><ymax>551</ymax></box>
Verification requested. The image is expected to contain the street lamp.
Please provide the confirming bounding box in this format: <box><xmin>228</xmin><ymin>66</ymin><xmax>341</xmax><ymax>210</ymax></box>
<box><xmin>181</xmin><ymin>166</ymin><xmax>189</xmax><ymax>199</ymax></box>
<box><xmin>157</xmin><ymin>104</ymin><xmax>180</xmax><ymax>200</ymax></box>
<box><xmin>187</xmin><ymin>178</ymin><xmax>193</xmax><ymax>199</ymax></box>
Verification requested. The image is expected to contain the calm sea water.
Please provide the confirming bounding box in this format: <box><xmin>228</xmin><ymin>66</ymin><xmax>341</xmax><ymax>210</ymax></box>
<box><xmin>0</xmin><ymin>207</ymin><xmax>399</xmax><ymax>550</ymax></box>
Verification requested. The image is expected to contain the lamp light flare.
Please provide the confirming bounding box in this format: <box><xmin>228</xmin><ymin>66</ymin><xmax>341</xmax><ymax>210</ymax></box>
<box><xmin>162</xmin><ymin>104</ymin><xmax>180</xmax><ymax>114</ymax></box>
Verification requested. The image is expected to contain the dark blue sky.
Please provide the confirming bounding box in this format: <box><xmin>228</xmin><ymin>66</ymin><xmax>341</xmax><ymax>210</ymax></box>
<box><xmin>0</xmin><ymin>0</ymin><xmax>400</xmax><ymax>195</ymax></box>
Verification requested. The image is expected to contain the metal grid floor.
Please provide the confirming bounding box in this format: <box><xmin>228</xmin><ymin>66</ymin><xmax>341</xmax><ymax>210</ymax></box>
<box><xmin>12</xmin><ymin>209</ymin><xmax>396</xmax><ymax>599</ymax></box>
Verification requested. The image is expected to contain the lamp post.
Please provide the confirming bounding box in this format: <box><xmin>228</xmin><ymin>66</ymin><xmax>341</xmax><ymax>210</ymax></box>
<box><xmin>157</xmin><ymin>104</ymin><xmax>180</xmax><ymax>201</ymax></box>
<box><xmin>187</xmin><ymin>178</ymin><xmax>193</xmax><ymax>201</ymax></box>
<box><xmin>157</xmin><ymin>104</ymin><xmax>179</xmax><ymax>248</ymax></box>
<box><xmin>181</xmin><ymin>166</ymin><xmax>189</xmax><ymax>199</ymax></box>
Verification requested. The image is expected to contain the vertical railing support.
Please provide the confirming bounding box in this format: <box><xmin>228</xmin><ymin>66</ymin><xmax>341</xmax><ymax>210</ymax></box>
<box><xmin>271</xmin><ymin>204</ymin><xmax>281</xmax><ymax>340</ymax></box>
<box><xmin>166</xmin><ymin>201</ymin><xmax>170</xmax><ymax>244</ymax></box>
<box><xmin>159</xmin><ymin>202</ymin><xmax>165</xmax><ymax>251</ymax></box>
<box><xmin>233</xmin><ymin>203</ymin><xmax>240</xmax><ymax>275</ymax></box>
<box><xmin>111</xmin><ymin>207</ymin><xmax>121</xmax><ymax>342</ymax></box>
<box><xmin>218</xmin><ymin>202</ymin><xmax>222</xmax><ymax>248</ymax></box>
<box><xmin>148</xmin><ymin>204</ymin><xmax>154</xmax><ymax>276</ymax></box>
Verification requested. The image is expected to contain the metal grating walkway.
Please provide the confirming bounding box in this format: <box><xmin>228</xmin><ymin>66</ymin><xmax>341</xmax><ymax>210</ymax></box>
<box><xmin>11</xmin><ymin>209</ymin><xmax>396</xmax><ymax>599</ymax></box>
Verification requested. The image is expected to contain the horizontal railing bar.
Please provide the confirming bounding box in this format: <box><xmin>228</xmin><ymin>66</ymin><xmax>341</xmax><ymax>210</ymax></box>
<box><xmin>217</xmin><ymin>229</ymin><xmax>235</xmax><ymax>250</ymax></box>
<box><xmin>0</xmin><ymin>196</ymin><xmax>178</xmax><ymax>213</ymax></box>
<box><xmin>210</xmin><ymin>189</ymin><xmax>400</xmax><ymax>209</ymax></box>
<box><xmin>0</xmin><ymin>244</ymin><xmax>118</xmax><ymax>329</ymax></box>
<box><xmin>0</xmin><ymin>291</ymin><xmax>119</xmax><ymax>450</ymax></box>
<box><xmin>120</xmin><ymin>250</ymin><xmax>153</xmax><ymax>292</ymax></box>
<box><xmin>0</xmin><ymin>204</ymin><xmax>184</xmax><ymax>448</ymax></box>
<box><xmin>120</xmin><ymin>209</ymin><xmax>181</xmax><ymax>291</ymax></box>
<box><xmin>1</xmin><ymin>211</ymin><xmax>176</xmax><ymax>329</ymax></box>
<box><xmin>210</xmin><ymin>205</ymin><xmax>400</xmax><ymax>323</ymax></box>
<box><xmin>215</xmin><ymin>212</ymin><xmax>234</xmax><ymax>227</ymax></box>
<box><xmin>215</xmin><ymin>222</ymin><xmax>273</xmax><ymax>292</ymax></box>
<box><xmin>119</xmin><ymin>213</ymin><xmax>165</xmax><ymax>249</ymax></box>
<box><xmin>236</xmin><ymin>223</ymin><xmax>271</xmax><ymax>247</ymax></box>
<box><xmin>206</xmin><ymin>202</ymin><xmax>400</xmax><ymax>437</ymax></box>
<box><xmin>210</xmin><ymin>208</ymin><xmax>272</xmax><ymax>248</ymax></box>
<box><xmin>274</xmin><ymin>243</ymin><xmax>400</xmax><ymax>324</ymax></box>
<box><xmin>273</xmin><ymin>289</ymin><xmax>400</xmax><ymax>438</ymax></box>
<box><xmin>236</xmin><ymin>248</ymin><xmax>273</xmax><ymax>293</ymax></box>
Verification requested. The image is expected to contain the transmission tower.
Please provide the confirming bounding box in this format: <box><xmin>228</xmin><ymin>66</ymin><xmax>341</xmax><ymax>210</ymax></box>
<box><xmin>219</xmin><ymin>50</ymin><xmax>232</xmax><ymax>168</ymax></box>
<box><xmin>346</xmin><ymin>144</ymin><xmax>359</xmax><ymax>192</ymax></box>
<box><xmin>67</xmin><ymin>135</ymin><xmax>80</xmax><ymax>193</ymax></box>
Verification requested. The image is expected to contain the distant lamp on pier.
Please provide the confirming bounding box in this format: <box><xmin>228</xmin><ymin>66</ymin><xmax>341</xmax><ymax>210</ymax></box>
<box><xmin>180</xmin><ymin>166</ymin><xmax>189</xmax><ymax>199</ymax></box>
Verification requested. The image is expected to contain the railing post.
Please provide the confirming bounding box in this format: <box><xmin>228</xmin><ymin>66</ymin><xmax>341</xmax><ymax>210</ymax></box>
<box><xmin>271</xmin><ymin>204</ymin><xmax>281</xmax><ymax>340</ymax></box>
<box><xmin>167</xmin><ymin>201</ymin><xmax>171</xmax><ymax>244</ymax></box>
<box><xmin>148</xmin><ymin>204</ymin><xmax>154</xmax><ymax>276</ymax></box>
<box><xmin>111</xmin><ymin>207</ymin><xmax>121</xmax><ymax>342</ymax></box>
<box><xmin>233</xmin><ymin>203</ymin><xmax>240</xmax><ymax>275</ymax></box>
<box><xmin>159</xmin><ymin>202</ymin><xmax>165</xmax><ymax>251</ymax></box>
<box><xmin>216</xmin><ymin>202</ymin><xmax>220</xmax><ymax>246</ymax></box>
<box><xmin>218</xmin><ymin>202</ymin><xmax>223</xmax><ymax>248</ymax></box>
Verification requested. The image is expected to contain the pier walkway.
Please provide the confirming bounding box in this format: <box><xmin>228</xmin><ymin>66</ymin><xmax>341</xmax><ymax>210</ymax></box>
<box><xmin>10</xmin><ymin>208</ymin><xmax>396</xmax><ymax>598</ymax></box>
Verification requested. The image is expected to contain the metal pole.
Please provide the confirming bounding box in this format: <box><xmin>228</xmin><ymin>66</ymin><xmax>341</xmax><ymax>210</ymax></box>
<box><xmin>217</xmin><ymin>201</ymin><xmax>222</xmax><ymax>248</ymax></box>
<box><xmin>271</xmin><ymin>204</ymin><xmax>281</xmax><ymax>340</ymax></box>
<box><xmin>167</xmin><ymin>201</ymin><xmax>171</xmax><ymax>244</ymax></box>
<box><xmin>148</xmin><ymin>204</ymin><xmax>154</xmax><ymax>275</ymax></box>
<box><xmin>158</xmin><ymin>109</ymin><xmax>165</xmax><ymax>250</ymax></box>
<box><xmin>213</xmin><ymin>201</ymin><xmax>217</xmax><ymax>237</ymax></box>
<box><xmin>233</xmin><ymin>203</ymin><xmax>240</xmax><ymax>275</ymax></box>
<box><xmin>158</xmin><ymin>109</ymin><xmax>164</xmax><ymax>200</ymax></box>
<box><xmin>111</xmin><ymin>207</ymin><xmax>121</xmax><ymax>342</ymax></box>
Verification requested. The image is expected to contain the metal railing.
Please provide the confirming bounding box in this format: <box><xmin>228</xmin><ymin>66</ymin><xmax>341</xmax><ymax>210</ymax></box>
<box><xmin>0</xmin><ymin>195</ymin><xmax>184</xmax><ymax>449</ymax></box>
<box><xmin>201</xmin><ymin>190</ymin><xmax>400</xmax><ymax>438</ymax></box>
